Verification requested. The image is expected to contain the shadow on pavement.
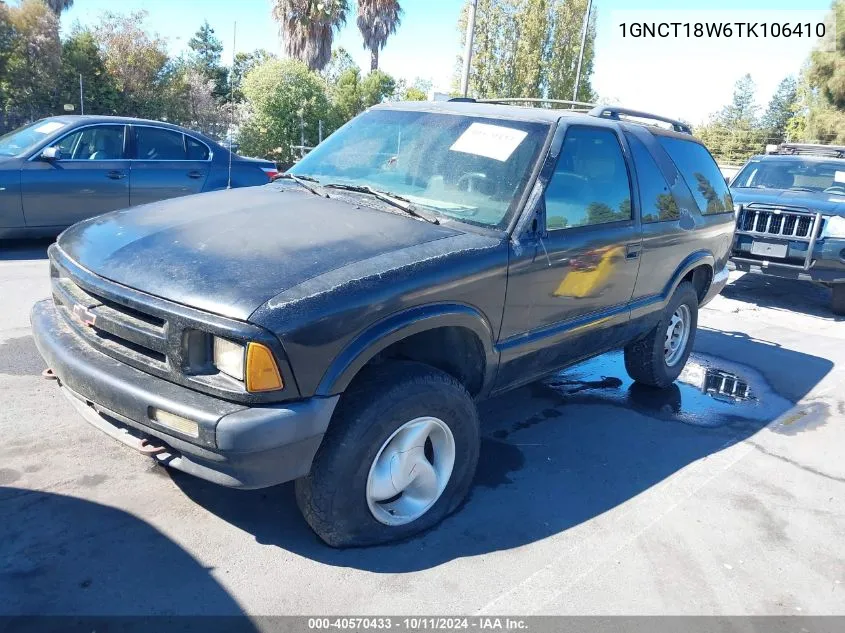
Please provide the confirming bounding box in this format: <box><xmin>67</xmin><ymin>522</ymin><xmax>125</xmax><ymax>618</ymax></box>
<box><xmin>0</xmin><ymin>488</ymin><xmax>252</xmax><ymax>619</ymax></box>
<box><xmin>722</xmin><ymin>272</ymin><xmax>842</xmax><ymax>321</ymax></box>
<box><xmin>173</xmin><ymin>328</ymin><xmax>833</xmax><ymax>572</ymax></box>
<box><xmin>0</xmin><ymin>238</ymin><xmax>53</xmax><ymax>261</ymax></box>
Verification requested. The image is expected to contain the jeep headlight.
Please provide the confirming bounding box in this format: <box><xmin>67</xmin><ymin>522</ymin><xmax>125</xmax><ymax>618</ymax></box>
<box><xmin>212</xmin><ymin>336</ymin><xmax>284</xmax><ymax>392</ymax></box>
<box><xmin>822</xmin><ymin>215</ymin><xmax>845</xmax><ymax>239</ymax></box>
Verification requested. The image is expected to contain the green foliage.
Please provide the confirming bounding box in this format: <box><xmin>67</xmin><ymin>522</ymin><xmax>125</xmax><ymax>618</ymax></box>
<box><xmin>455</xmin><ymin>0</ymin><xmax>596</xmax><ymax>101</ymax></box>
<box><xmin>187</xmin><ymin>20</ymin><xmax>228</xmax><ymax>100</ymax></box>
<box><xmin>237</xmin><ymin>59</ymin><xmax>332</xmax><ymax>164</ymax></box>
<box><xmin>231</xmin><ymin>49</ymin><xmax>277</xmax><ymax>103</ymax></box>
<box><xmin>59</xmin><ymin>29</ymin><xmax>122</xmax><ymax>115</ymax></box>
<box><xmin>360</xmin><ymin>69</ymin><xmax>396</xmax><ymax>107</ymax></box>
<box><xmin>761</xmin><ymin>76</ymin><xmax>798</xmax><ymax>143</ymax></box>
<box><xmin>270</xmin><ymin>0</ymin><xmax>349</xmax><ymax>71</ymax></box>
<box><xmin>695</xmin><ymin>74</ymin><xmax>766</xmax><ymax>165</ymax></box>
<box><xmin>321</xmin><ymin>47</ymin><xmax>359</xmax><ymax>86</ymax></box>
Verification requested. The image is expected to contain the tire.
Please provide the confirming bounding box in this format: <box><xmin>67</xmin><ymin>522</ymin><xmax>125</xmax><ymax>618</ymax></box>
<box><xmin>295</xmin><ymin>360</ymin><xmax>481</xmax><ymax>547</ymax></box>
<box><xmin>832</xmin><ymin>284</ymin><xmax>845</xmax><ymax>316</ymax></box>
<box><xmin>624</xmin><ymin>282</ymin><xmax>699</xmax><ymax>388</ymax></box>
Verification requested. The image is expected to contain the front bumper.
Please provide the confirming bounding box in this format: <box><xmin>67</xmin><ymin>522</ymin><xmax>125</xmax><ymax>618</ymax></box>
<box><xmin>731</xmin><ymin>237</ymin><xmax>845</xmax><ymax>284</ymax></box>
<box><xmin>31</xmin><ymin>299</ymin><xmax>338</xmax><ymax>489</ymax></box>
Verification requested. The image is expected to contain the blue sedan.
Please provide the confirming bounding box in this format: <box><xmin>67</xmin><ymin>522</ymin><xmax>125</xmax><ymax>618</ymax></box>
<box><xmin>0</xmin><ymin>116</ymin><xmax>278</xmax><ymax>239</ymax></box>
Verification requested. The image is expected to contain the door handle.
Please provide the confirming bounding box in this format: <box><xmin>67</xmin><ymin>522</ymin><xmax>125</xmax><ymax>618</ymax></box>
<box><xmin>187</xmin><ymin>170</ymin><xmax>203</xmax><ymax>179</ymax></box>
<box><xmin>106</xmin><ymin>170</ymin><xmax>126</xmax><ymax>180</ymax></box>
<box><xmin>625</xmin><ymin>243</ymin><xmax>642</xmax><ymax>259</ymax></box>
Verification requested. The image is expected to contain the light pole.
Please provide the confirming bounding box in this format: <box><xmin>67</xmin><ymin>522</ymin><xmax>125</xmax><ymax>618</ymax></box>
<box><xmin>572</xmin><ymin>0</ymin><xmax>594</xmax><ymax>103</ymax></box>
<box><xmin>460</xmin><ymin>0</ymin><xmax>478</xmax><ymax>98</ymax></box>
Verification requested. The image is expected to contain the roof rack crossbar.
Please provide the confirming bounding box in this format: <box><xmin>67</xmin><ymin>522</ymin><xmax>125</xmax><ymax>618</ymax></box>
<box><xmin>774</xmin><ymin>143</ymin><xmax>845</xmax><ymax>158</ymax></box>
<box><xmin>588</xmin><ymin>106</ymin><xmax>692</xmax><ymax>134</ymax></box>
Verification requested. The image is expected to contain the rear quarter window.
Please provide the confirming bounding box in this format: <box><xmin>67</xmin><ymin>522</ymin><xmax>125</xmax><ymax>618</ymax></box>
<box><xmin>626</xmin><ymin>134</ymin><xmax>679</xmax><ymax>223</ymax></box>
<box><xmin>657</xmin><ymin>136</ymin><xmax>733</xmax><ymax>215</ymax></box>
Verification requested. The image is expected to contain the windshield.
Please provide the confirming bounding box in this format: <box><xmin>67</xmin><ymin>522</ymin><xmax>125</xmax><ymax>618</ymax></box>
<box><xmin>289</xmin><ymin>109</ymin><xmax>551</xmax><ymax>228</ymax></box>
<box><xmin>732</xmin><ymin>158</ymin><xmax>845</xmax><ymax>193</ymax></box>
<box><xmin>0</xmin><ymin>119</ymin><xmax>69</xmax><ymax>157</ymax></box>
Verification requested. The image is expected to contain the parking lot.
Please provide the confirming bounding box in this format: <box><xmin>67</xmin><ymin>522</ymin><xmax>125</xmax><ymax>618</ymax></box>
<box><xmin>1</xmin><ymin>239</ymin><xmax>843</xmax><ymax>615</ymax></box>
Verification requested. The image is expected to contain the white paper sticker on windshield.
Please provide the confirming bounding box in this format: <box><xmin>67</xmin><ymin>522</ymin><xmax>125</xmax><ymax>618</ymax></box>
<box><xmin>34</xmin><ymin>121</ymin><xmax>65</xmax><ymax>135</ymax></box>
<box><xmin>450</xmin><ymin>123</ymin><xmax>528</xmax><ymax>162</ymax></box>
<box><xmin>835</xmin><ymin>171</ymin><xmax>845</xmax><ymax>183</ymax></box>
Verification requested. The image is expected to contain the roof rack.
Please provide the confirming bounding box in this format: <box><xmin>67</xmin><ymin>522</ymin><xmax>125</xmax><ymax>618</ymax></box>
<box><xmin>768</xmin><ymin>143</ymin><xmax>845</xmax><ymax>158</ymax></box>
<box><xmin>588</xmin><ymin>106</ymin><xmax>692</xmax><ymax>134</ymax></box>
<box><xmin>475</xmin><ymin>97</ymin><xmax>597</xmax><ymax>111</ymax></box>
<box><xmin>446</xmin><ymin>97</ymin><xmax>692</xmax><ymax>134</ymax></box>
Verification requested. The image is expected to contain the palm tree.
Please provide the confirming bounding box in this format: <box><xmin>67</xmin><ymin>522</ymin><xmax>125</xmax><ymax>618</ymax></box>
<box><xmin>271</xmin><ymin>0</ymin><xmax>349</xmax><ymax>71</ymax></box>
<box><xmin>357</xmin><ymin>0</ymin><xmax>401</xmax><ymax>72</ymax></box>
<box><xmin>46</xmin><ymin>0</ymin><xmax>74</xmax><ymax>16</ymax></box>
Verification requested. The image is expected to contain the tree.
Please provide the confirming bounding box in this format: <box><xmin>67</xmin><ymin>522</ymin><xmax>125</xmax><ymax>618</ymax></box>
<box><xmin>717</xmin><ymin>73</ymin><xmax>759</xmax><ymax>128</ymax></box>
<box><xmin>231</xmin><ymin>49</ymin><xmax>276</xmax><ymax>102</ymax></box>
<box><xmin>59</xmin><ymin>28</ymin><xmax>122</xmax><ymax>115</ymax></box>
<box><xmin>321</xmin><ymin>47</ymin><xmax>358</xmax><ymax>86</ymax></box>
<box><xmin>357</xmin><ymin>0</ymin><xmax>401</xmax><ymax>72</ymax></box>
<box><xmin>761</xmin><ymin>76</ymin><xmax>798</xmax><ymax>143</ymax></box>
<box><xmin>187</xmin><ymin>21</ymin><xmax>228</xmax><ymax>100</ymax></box>
<box><xmin>801</xmin><ymin>0</ymin><xmax>845</xmax><ymax>143</ymax></box>
<box><xmin>270</xmin><ymin>0</ymin><xmax>349</xmax><ymax>71</ymax></box>
<box><xmin>1</xmin><ymin>0</ymin><xmax>62</xmax><ymax>118</ymax></box>
<box><xmin>454</xmin><ymin>0</ymin><xmax>597</xmax><ymax>101</ymax></box>
<box><xmin>237</xmin><ymin>58</ymin><xmax>331</xmax><ymax>164</ymax></box>
<box><xmin>396</xmin><ymin>77</ymin><xmax>431</xmax><ymax>101</ymax></box>
<box><xmin>92</xmin><ymin>11</ymin><xmax>170</xmax><ymax>119</ymax></box>
<box><xmin>331</xmin><ymin>67</ymin><xmax>363</xmax><ymax>123</ymax></box>
<box><xmin>360</xmin><ymin>69</ymin><xmax>395</xmax><ymax>107</ymax></box>
<box><xmin>45</xmin><ymin>0</ymin><xmax>73</xmax><ymax>16</ymax></box>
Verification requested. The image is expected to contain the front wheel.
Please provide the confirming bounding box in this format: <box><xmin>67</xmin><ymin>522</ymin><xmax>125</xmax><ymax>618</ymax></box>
<box><xmin>295</xmin><ymin>361</ymin><xmax>480</xmax><ymax>547</ymax></box>
<box><xmin>624</xmin><ymin>282</ymin><xmax>699</xmax><ymax>388</ymax></box>
<box><xmin>832</xmin><ymin>284</ymin><xmax>845</xmax><ymax>316</ymax></box>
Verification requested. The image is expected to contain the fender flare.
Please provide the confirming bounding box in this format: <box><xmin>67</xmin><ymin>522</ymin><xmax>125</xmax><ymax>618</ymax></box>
<box><xmin>315</xmin><ymin>303</ymin><xmax>498</xmax><ymax>396</ymax></box>
<box><xmin>665</xmin><ymin>250</ymin><xmax>715</xmax><ymax>300</ymax></box>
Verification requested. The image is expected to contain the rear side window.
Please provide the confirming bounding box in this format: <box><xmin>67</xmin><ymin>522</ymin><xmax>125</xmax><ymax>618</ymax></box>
<box><xmin>186</xmin><ymin>136</ymin><xmax>210</xmax><ymax>160</ymax></box>
<box><xmin>657</xmin><ymin>136</ymin><xmax>732</xmax><ymax>215</ymax></box>
<box><xmin>136</xmin><ymin>127</ymin><xmax>186</xmax><ymax>160</ymax></box>
<box><xmin>627</xmin><ymin>135</ymin><xmax>679</xmax><ymax>222</ymax></box>
<box><xmin>545</xmin><ymin>126</ymin><xmax>632</xmax><ymax>230</ymax></box>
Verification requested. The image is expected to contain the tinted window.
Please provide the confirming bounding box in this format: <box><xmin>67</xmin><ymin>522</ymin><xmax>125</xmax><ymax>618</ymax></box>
<box><xmin>54</xmin><ymin>125</ymin><xmax>124</xmax><ymax>160</ymax></box>
<box><xmin>136</xmin><ymin>127</ymin><xmax>186</xmax><ymax>160</ymax></box>
<box><xmin>627</xmin><ymin>134</ymin><xmax>679</xmax><ymax>222</ymax></box>
<box><xmin>0</xmin><ymin>119</ymin><xmax>70</xmax><ymax>157</ymax></box>
<box><xmin>186</xmin><ymin>136</ymin><xmax>210</xmax><ymax>160</ymax></box>
<box><xmin>658</xmin><ymin>136</ymin><xmax>732</xmax><ymax>215</ymax></box>
<box><xmin>545</xmin><ymin>126</ymin><xmax>632</xmax><ymax>230</ymax></box>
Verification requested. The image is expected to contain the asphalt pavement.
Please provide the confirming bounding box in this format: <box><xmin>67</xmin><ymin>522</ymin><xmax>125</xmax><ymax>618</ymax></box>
<box><xmin>1</xmin><ymin>239</ymin><xmax>843</xmax><ymax>615</ymax></box>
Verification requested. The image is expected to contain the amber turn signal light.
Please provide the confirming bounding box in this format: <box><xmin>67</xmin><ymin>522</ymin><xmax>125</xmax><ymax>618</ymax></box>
<box><xmin>245</xmin><ymin>342</ymin><xmax>284</xmax><ymax>392</ymax></box>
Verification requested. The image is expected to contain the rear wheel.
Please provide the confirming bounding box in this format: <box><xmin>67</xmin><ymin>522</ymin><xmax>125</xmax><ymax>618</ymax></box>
<box><xmin>832</xmin><ymin>284</ymin><xmax>845</xmax><ymax>316</ymax></box>
<box><xmin>295</xmin><ymin>361</ymin><xmax>480</xmax><ymax>547</ymax></box>
<box><xmin>624</xmin><ymin>282</ymin><xmax>699</xmax><ymax>388</ymax></box>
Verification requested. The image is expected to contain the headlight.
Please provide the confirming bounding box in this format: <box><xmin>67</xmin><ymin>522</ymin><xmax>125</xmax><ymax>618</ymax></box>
<box><xmin>822</xmin><ymin>215</ymin><xmax>845</xmax><ymax>239</ymax></box>
<box><xmin>213</xmin><ymin>336</ymin><xmax>245</xmax><ymax>380</ymax></box>
<box><xmin>212</xmin><ymin>336</ymin><xmax>284</xmax><ymax>392</ymax></box>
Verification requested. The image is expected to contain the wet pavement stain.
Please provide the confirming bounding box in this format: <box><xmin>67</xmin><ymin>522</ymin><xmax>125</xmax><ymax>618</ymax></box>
<box><xmin>492</xmin><ymin>351</ymin><xmax>798</xmax><ymax>440</ymax></box>
<box><xmin>473</xmin><ymin>439</ymin><xmax>525</xmax><ymax>488</ymax></box>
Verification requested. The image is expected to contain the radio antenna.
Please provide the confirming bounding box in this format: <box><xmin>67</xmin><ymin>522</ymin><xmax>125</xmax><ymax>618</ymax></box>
<box><xmin>227</xmin><ymin>21</ymin><xmax>237</xmax><ymax>189</ymax></box>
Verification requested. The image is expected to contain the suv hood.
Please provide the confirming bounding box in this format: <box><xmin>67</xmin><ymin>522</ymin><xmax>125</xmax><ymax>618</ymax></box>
<box><xmin>731</xmin><ymin>188</ymin><xmax>845</xmax><ymax>216</ymax></box>
<box><xmin>57</xmin><ymin>186</ymin><xmax>460</xmax><ymax>320</ymax></box>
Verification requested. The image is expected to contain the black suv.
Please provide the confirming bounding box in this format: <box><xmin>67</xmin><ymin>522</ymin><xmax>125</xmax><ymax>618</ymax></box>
<box><xmin>730</xmin><ymin>143</ymin><xmax>845</xmax><ymax>314</ymax></box>
<box><xmin>31</xmin><ymin>101</ymin><xmax>735</xmax><ymax>546</ymax></box>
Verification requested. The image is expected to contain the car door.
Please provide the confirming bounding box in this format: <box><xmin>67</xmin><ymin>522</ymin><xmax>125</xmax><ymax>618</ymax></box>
<box><xmin>129</xmin><ymin>126</ymin><xmax>211</xmax><ymax>206</ymax></box>
<box><xmin>19</xmin><ymin>124</ymin><xmax>130</xmax><ymax>227</ymax></box>
<box><xmin>496</xmin><ymin>124</ymin><xmax>643</xmax><ymax>390</ymax></box>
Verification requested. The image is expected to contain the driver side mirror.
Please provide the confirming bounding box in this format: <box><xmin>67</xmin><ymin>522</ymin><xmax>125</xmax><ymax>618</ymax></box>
<box><xmin>39</xmin><ymin>146</ymin><xmax>59</xmax><ymax>161</ymax></box>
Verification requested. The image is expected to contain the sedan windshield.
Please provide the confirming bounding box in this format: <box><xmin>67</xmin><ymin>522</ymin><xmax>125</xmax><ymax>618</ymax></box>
<box><xmin>289</xmin><ymin>109</ymin><xmax>551</xmax><ymax>228</ymax></box>
<box><xmin>0</xmin><ymin>119</ymin><xmax>69</xmax><ymax>157</ymax></box>
<box><xmin>733</xmin><ymin>158</ymin><xmax>845</xmax><ymax>194</ymax></box>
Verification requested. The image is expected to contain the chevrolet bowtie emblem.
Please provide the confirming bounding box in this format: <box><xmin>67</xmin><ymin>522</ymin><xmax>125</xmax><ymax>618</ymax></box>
<box><xmin>72</xmin><ymin>304</ymin><xmax>97</xmax><ymax>327</ymax></box>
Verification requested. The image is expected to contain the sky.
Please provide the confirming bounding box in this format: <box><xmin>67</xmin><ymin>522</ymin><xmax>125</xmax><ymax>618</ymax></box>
<box><xmin>58</xmin><ymin>0</ymin><xmax>835</xmax><ymax>125</ymax></box>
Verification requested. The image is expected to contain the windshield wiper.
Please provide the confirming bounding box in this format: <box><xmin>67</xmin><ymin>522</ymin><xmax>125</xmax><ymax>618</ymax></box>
<box><xmin>322</xmin><ymin>183</ymin><xmax>439</xmax><ymax>224</ymax></box>
<box><xmin>789</xmin><ymin>187</ymin><xmax>818</xmax><ymax>193</ymax></box>
<box><xmin>273</xmin><ymin>173</ymin><xmax>329</xmax><ymax>198</ymax></box>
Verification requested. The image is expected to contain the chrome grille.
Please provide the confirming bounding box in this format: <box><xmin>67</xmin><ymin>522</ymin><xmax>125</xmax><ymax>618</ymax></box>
<box><xmin>736</xmin><ymin>207</ymin><xmax>822</xmax><ymax>239</ymax></box>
